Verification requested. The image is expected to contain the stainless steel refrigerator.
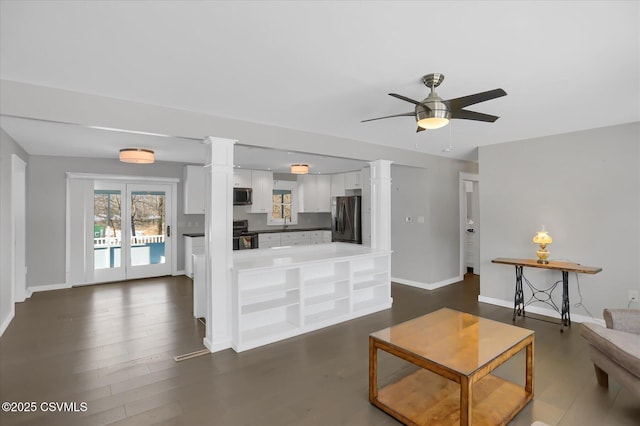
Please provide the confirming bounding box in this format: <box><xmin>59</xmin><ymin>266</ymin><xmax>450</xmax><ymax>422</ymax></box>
<box><xmin>332</xmin><ymin>196</ymin><xmax>362</xmax><ymax>244</ymax></box>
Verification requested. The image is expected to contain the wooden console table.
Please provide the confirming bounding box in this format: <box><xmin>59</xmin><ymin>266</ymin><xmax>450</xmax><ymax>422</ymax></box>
<box><xmin>492</xmin><ymin>258</ymin><xmax>602</xmax><ymax>331</ymax></box>
<box><xmin>369</xmin><ymin>308</ymin><xmax>534</xmax><ymax>426</ymax></box>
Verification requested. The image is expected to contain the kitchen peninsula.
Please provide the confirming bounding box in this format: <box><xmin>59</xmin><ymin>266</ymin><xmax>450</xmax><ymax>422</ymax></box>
<box><xmin>230</xmin><ymin>242</ymin><xmax>392</xmax><ymax>352</ymax></box>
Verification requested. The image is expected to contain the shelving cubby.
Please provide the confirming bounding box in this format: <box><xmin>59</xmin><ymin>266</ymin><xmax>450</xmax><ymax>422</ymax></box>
<box><xmin>235</xmin><ymin>267</ymin><xmax>302</xmax><ymax>351</ymax></box>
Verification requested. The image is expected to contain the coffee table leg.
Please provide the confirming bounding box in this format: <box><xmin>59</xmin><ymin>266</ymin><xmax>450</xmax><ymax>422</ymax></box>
<box><xmin>526</xmin><ymin>338</ymin><xmax>535</xmax><ymax>394</ymax></box>
<box><xmin>369</xmin><ymin>336</ymin><xmax>378</xmax><ymax>402</ymax></box>
<box><xmin>460</xmin><ymin>375</ymin><xmax>472</xmax><ymax>426</ymax></box>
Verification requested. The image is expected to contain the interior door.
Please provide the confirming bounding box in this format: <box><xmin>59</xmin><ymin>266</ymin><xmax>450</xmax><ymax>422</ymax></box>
<box><xmin>125</xmin><ymin>183</ymin><xmax>172</xmax><ymax>279</ymax></box>
<box><xmin>93</xmin><ymin>181</ymin><xmax>172</xmax><ymax>283</ymax></box>
<box><xmin>93</xmin><ymin>181</ymin><xmax>126</xmax><ymax>283</ymax></box>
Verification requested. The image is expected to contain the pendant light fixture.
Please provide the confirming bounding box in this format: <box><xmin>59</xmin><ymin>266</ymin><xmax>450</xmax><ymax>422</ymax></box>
<box><xmin>119</xmin><ymin>148</ymin><xmax>155</xmax><ymax>164</ymax></box>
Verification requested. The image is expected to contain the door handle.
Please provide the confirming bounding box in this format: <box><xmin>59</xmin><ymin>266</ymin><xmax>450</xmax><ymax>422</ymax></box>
<box><xmin>166</xmin><ymin>225</ymin><xmax>171</xmax><ymax>237</ymax></box>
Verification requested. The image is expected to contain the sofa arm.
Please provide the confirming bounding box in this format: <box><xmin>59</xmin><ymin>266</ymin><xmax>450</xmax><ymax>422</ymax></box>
<box><xmin>603</xmin><ymin>308</ymin><xmax>640</xmax><ymax>334</ymax></box>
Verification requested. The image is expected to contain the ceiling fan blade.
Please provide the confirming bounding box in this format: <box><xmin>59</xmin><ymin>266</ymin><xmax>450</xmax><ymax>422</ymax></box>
<box><xmin>389</xmin><ymin>93</ymin><xmax>431</xmax><ymax>111</ymax></box>
<box><xmin>451</xmin><ymin>109</ymin><xmax>500</xmax><ymax>122</ymax></box>
<box><xmin>444</xmin><ymin>88</ymin><xmax>507</xmax><ymax>110</ymax></box>
<box><xmin>416</xmin><ymin>126</ymin><xmax>426</xmax><ymax>133</ymax></box>
<box><xmin>361</xmin><ymin>112</ymin><xmax>415</xmax><ymax>123</ymax></box>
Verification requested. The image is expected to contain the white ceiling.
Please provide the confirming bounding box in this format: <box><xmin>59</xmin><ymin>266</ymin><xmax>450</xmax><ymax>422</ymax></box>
<box><xmin>1</xmin><ymin>1</ymin><xmax>638</xmax><ymax>164</ymax></box>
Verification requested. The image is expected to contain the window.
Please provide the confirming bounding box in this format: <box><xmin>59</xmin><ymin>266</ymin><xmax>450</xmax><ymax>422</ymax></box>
<box><xmin>272</xmin><ymin>189</ymin><xmax>291</xmax><ymax>221</ymax></box>
<box><xmin>267</xmin><ymin>180</ymin><xmax>298</xmax><ymax>226</ymax></box>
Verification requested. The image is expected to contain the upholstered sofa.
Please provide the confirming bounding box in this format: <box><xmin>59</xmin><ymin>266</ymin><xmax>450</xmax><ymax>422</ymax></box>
<box><xmin>580</xmin><ymin>308</ymin><xmax>640</xmax><ymax>398</ymax></box>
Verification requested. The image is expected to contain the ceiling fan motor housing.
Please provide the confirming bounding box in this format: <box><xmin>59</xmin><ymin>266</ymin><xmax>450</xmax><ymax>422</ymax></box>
<box><xmin>416</xmin><ymin>94</ymin><xmax>451</xmax><ymax>121</ymax></box>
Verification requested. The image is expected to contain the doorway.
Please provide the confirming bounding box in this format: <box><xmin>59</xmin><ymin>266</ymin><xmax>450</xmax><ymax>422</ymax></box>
<box><xmin>460</xmin><ymin>173</ymin><xmax>480</xmax><ymax>276</ymax></box>
<box><xmin>65</xmin><ymin>173</ymin><xmax>178</xmax><ymax>286</ymax></box>
<box><xmin>93</xmin><ymin>181</ymin><xmax>173</xmax><ymax>283</ymax></box>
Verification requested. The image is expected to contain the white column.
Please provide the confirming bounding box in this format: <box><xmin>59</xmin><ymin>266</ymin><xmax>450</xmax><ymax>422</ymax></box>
<box><xmin>369</xmin><ymin>160</ymin><xmax>393</xmax><ymax>250</ymax></box>
<box><xmin>203</xmin><ymin>136</ymin><xmax>236</xmax><ymax>352</ymax></box>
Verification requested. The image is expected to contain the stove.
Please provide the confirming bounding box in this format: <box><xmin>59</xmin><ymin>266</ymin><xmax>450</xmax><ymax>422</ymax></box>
<box><xmin>233</xmin><ymin>220</ymin><xmax>258</xmax><ymax>250</ymax></box>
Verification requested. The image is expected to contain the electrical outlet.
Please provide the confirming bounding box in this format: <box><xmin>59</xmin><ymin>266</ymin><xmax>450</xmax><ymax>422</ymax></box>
<box><xmin>629</xmin><ymin>290</ymin><xmax>639</xmax><ymax>303</ymax></box>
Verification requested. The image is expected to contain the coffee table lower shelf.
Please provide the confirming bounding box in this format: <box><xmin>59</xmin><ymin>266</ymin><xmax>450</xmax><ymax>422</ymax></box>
<box><xmin>373</xmin><ymin>369</ymin><xmax>532</xmax><ymax>426</ymax></box>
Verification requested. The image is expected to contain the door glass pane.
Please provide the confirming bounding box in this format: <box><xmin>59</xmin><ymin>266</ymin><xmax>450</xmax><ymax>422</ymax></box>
<box><xmin>130</xmin><ymin>191</ymin><xmax>166</xmax><ymax>266</ymax></box>
<box><xmin>94</xmin><ymin>190</ymin><xmax>122</xmax><ymax>270</ymax></box>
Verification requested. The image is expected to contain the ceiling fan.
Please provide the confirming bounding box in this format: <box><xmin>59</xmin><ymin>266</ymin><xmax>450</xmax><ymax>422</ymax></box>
<box><xmin>362</xmin><ymin>73</ymin><xmax>507</xmax><ymax>132</ymax></box>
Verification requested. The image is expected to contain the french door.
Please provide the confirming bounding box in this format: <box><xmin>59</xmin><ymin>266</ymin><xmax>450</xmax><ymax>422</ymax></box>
<box><xmin>93</xmin><ymin>181</ymin><xmax>173</xmax><ymax>282</ymax></box>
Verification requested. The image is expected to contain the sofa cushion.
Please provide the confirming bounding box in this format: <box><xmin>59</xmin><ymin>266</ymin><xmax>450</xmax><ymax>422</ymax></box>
<box><xmin>580</xmin><ymin>322</ymin><xmax>640</xmax><ymax>378</ymax></box>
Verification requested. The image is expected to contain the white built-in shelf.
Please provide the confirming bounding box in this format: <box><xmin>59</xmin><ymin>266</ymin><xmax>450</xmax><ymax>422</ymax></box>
<box><xmin>241</xmin><ymin>282</ymin><xmax>297</xmax><ymax>300</ymax></box>
<box><xmin>305</xmin><ymin>290</ymin><xmax>349</xmax><ymax>307</ymax></box>
<box><xmin>231</xmin><ymin>243</ymin><xmax>391</xmax><ymax>352</ymax></box>
<box><xmin>353</xmin><ymin>279</ymin><xmax>387</xmax><ymax>291</ymax></box>
<box><xmin>241</xmin><ymin>291</ymin><xmax>299</xmax><ymax>315</ymax></box>
<box><xmin>241</xmin><ymin>321</ymin><xmax>298</xmax><ymax>343</ymax></box>
<box><xmin>305</xmin><ymin>304</ymin><xmax>350</xmax><ymax>326</ymax></box>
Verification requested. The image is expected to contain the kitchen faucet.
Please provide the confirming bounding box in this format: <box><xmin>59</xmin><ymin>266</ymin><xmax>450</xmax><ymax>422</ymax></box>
<box><xmin>283</xmin><ymin>216</ymin><xmax>289</xmax><ymax>230</ymax></box>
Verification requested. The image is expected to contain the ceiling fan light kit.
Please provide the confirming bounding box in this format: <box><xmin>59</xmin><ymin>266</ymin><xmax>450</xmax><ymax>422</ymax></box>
<box><xmin>362</xmin><ymin>73</ymin><xmax>507</xmax><ymax>133</ymax></box>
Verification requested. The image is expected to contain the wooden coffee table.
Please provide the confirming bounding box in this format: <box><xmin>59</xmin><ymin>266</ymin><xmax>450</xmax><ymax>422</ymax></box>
<box><xmin>369</xmin><ymin>308</ymin><xmax>534</xmax><ymax>426</ymax></box>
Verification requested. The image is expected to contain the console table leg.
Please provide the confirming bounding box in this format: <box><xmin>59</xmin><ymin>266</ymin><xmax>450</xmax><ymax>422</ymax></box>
<box><xmin>561</xmin><ymin>271</ymin><xmax>570</xmax><ymax>331</ymax></box>
<box><xmin>513</xmin><ymin>266</ymin><xmax>525</xmax><ymax>321</ymax></box>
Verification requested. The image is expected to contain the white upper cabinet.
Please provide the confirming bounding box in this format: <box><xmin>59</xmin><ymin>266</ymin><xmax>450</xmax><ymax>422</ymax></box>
<box><xmin>298</xmin><ymin>174</ymin><xmax>331</xmax><ymax>213</ymax></box>
<box><xmin>247</xmin><ymin>170</ymin><xmax>274</xmax><ymax>214</ymax></box>
<box><xmin>183</xmin><ymin>165</ymin><xmax>205</xmax><ymax>214</ymax></box>
<box><xmin>330</xmin><ymin>173</ymin><xmax>345</xmax><ymax>198</ymax></box>
<box><xmin>344</xmin><ymin>170</ymin><xmax>362</xmax><ymax>190</ymax></box>
<box><xmin>233</xmin><ymin>169</ymin><xmax>252</xmax><ymax>187</ymax></box>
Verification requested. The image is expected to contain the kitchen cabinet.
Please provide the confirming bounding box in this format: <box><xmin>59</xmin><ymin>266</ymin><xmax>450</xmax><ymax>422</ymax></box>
<box><xmin>310</xmin><ymin>230</ymin><xmax>332</xmax><ymax>244</ymax></box>
<box><xmin>183</xmin><ymin>165</ymin><xmax>205</xmax><ymax>214</ymax></box>
<box><xmin>258</xmin><ymin>233</ymin><xmax>281</xmax><ymax>249</ymax></box>
<box><xmin>230</xmin><ymin>244</ymin><xmax>392</xmax><ymax>352</ymax></box>
<box><xmin>184</xmin><ymin>235</ymin><xmax>205</xmax><ymax>278</ymax></box>
<box><xmin>233</xmin><ymin>169</ymin><xmax>252</xmax><ymax>188</ymax></box>
<box><xmin>247</xmin><ymin>170</ymin><xmax>274</xmax><ymax>214</ymax></box>
<box><xmin>344</xmin><ymin>170</ymin><xmax>362</xmax><ymax>190</ymax></box>
<box><xmin>297</xmin><ymin>175</ymin><xmax>331</xmax><ymax>213</ymax></box>
<box><xmin>330</xmin><ymin>173</ymin><xmax>346</xmax><ymax>198</ymax></box>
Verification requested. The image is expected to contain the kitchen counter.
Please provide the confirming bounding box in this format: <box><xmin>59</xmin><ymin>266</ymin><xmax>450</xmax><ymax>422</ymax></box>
<box><xmin>232</xmin><ymin>242</ymin><xmax>386</xmax><ymax>271</ymax></box>
<box><xmin>251</xmin><ymin>227</ymin><xmax>331</xmax><ymax>234</ymax></box>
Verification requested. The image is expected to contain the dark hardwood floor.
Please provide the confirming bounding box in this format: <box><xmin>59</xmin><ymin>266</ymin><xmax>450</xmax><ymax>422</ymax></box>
<box><xmin>1</xmin><ymin>274</ymin><xmax>638</xmax><ymax>425</ymax></box>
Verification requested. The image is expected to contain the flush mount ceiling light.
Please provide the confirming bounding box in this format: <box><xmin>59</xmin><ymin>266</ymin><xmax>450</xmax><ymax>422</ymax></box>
<box><xmin>119</xmin><ymin>148</ymin><xmax>155</xmax><ymax>164</ymax></box>
<box><xmin>291</xmin><ymin>163</ymin><xmax>309</xmax><ymax>174</ymax></box>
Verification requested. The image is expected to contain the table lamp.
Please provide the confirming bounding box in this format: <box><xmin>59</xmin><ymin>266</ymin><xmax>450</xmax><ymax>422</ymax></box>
<box><xmin>533</xmin><ymin>226</ymin><xmax>553</xmax><ymax>264</ymax></box>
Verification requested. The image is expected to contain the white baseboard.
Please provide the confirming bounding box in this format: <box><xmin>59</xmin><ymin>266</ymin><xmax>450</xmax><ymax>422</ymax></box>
<box><xmin>0</xmin><ymin>309</ymin><xmax>15</xmax><ymax>337</ymax></box>
<box><xmin>477</xmin><ymin>295</ymin><xmax>605</xmax><ymax>326</ymax></box>
<box><xmin>203</xmin><ymin>337</ymin><xmax>231</xmax><ymax>353</ymax></box>
<box><xmin>392</xmin><ymin>275</ymin><xmax>463</xmax><ymax>291</ymax></box>
<box><xmin>174</xmin><ymin>270</ymin><xmax>186</xmax><ymax>276</ymax></box>
<box><xmin>28</xmin><ymin>283</ymin><xmax>72</xmax><ymax>293</ymax></box>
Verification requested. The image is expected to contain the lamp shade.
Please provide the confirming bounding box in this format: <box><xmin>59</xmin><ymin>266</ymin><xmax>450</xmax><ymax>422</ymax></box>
<box><xmin>119</xmin><ymin>148</ymin><xmax>154</xmax><ymax>164</ymax></box>
<box><xmin>291</xmin><ymin>164</ymin><xmax>309</xmax><ymax>174</ymax></box>
<box><xmin>533</xmin><ymin>229</ymin><xmax>553</xmax><ymax>245</ymax></box>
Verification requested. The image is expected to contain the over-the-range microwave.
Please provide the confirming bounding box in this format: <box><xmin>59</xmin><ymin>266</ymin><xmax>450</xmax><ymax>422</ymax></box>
<box><xmin>233</xmin><ymin>187</ymin><xmax>252</xmax><ymax>205</ymax></box>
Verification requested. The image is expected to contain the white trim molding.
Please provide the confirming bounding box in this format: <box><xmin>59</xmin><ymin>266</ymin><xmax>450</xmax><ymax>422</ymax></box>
<box><xmin>392</xmin><ymin>276</ymin><xmax>464</xmax><ymax>291</ymax></box>
<box><xmin>477</xmin><ymin>295</ymin><xmax>606</xmax><ymax>326</ymax></box>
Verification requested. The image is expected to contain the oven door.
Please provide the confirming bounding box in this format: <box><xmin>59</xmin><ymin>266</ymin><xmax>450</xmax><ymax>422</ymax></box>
<box><xmin>234</xmin><ymin>234</ymin><xmax>258</xmax><ymax>250</ymax></box>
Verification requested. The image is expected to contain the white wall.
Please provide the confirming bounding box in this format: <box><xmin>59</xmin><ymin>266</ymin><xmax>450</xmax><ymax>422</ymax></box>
<box><xmin>0</xmin><ymin>129</ymin><xmax>29</xmax><ymax>336</ymax></box>
<box><xmin>391</xmin><ymin>161</ymin><xmax>477</xmax><ymax>289</ymax></box>
<box><xmin>479</xmin><ymin>122</ymin><xmax>640</xmax><ymax>320</ymax></box>
<box><xmin>25</xmin><ymin>156</ymin><xmax>200</xmax><ymax>287</ymax></box>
